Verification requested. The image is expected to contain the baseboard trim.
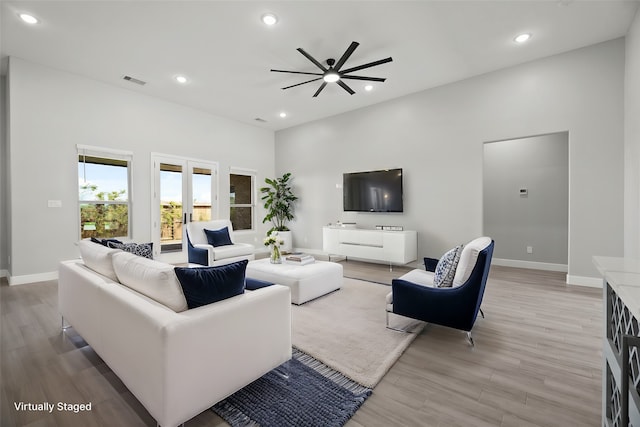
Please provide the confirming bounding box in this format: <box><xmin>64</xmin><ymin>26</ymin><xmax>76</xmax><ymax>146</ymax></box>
<box><xmin>492</xmin><ymin>258</ymin><xmax>568</xmax><ymax>272</ymax></box>
<box><xmin>9</xmin><ymin>271</ymin><xmax>58</xmax><ymax>286</ymax></box>
<box><xmin>294</xmin><ymin>248</ymin><xmax>422</xmax><ymax>269</ymax></box>
<box><xmin>290</xmin><ymin>247</ymin><xmax>327</xmax><ymax>257</ymax></box>
<box><xmin>566</xmin><ymin>275</ymin><xmax>602</xmax><ymax>288</ymax></box>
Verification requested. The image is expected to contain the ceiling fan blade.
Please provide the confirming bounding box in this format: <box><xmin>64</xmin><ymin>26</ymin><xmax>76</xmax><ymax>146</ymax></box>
<box><xmin>334</xmin><ymin>41</ymin><xmax>359</xmax><ymax>71</ymax></box>
<box><xmin>337</xmin><ymin>80</ymin><xmax>355</xmax><ymax>95</ymax></box>
<box><xmin>313</xmin><ymin>82</ymin><xmax>328</xmax><ymax>97</ymax></box>
<box><xmin>297</xmin><ymin>48</ymin><xmax>327</xmax><ymax>72</ymax></box>
<box><xmin>282</xmin><ymin>77</ymin><xmax>322</xmax><ymax>90</ymax></box>
<box><xmin>340</xmin><ymin>57</ymin><xmax>393</xmax><ymax>74</ymax></box>
<box><xmin>340</xmin><ymin>75</ymin><xmax>386</xmax><ymax>82</ymax></box>
<box><xmin>271</xmin><ymin>69</ymin><xmax>323</xmax><ymax>76</ymax></box>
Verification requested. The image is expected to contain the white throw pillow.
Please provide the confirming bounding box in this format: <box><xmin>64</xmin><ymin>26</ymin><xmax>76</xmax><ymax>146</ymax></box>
<box><xmin>452</xmin><ymin>237</ymin><xmax>492</xmax><ymax>286</ymax></box>
<box><xmin>78</xmin><ymin>240</ymin><xmax>121</xmax><ymax>282</ymax></box>
<box><xmin>433</xmin><ymin>245</ymin><xmax>463</xmax><ymax>287</ymax></box>
<box><xmin>112</xmin><ymin>252</ymin><xmax>188</xmax><ymax>312</ymax></box>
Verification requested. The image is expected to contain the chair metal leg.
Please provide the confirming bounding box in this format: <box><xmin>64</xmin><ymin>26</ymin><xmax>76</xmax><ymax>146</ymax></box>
<box><xmin>386</xmin><ymin>311</ymin><xmax>403</xmax><ymax>331</ymax></box>
<box><xmin>466</xmin><ymin>331</ymin><xmax>475</xmax><ymax>347</ymax></box>
<box><xmin>386</xmin><ymin>311</ymin><xmax>420</xmax><ymax>333</ymax></box>
<box><xmin>386</xmin><ymin>311</ymin><xmax>407</xmax><ymax>332</ymax></box>
<box><xmin>480</xmin><ymin>308</ymin><xmax>485</xmax><ymax>319</ymax></box>
<box><xmin>61</xmin><ymin>316</ymin><xmax>70</xmax><ymax>330</ymax></box>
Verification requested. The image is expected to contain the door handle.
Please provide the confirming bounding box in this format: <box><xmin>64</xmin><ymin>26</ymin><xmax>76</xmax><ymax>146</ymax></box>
<box><xmin>190</xmin><ymin>213</ymin><xmax>193</xmax><ymax>222</ymax></box>
<box><xmin>183</xmin><ymin>213</ymin><xmax>187</xmax><ymax>224</ymax></box>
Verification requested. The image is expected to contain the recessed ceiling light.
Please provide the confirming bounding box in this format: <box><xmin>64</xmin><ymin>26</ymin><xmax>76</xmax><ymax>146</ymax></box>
<box><xmin>19</xmin><ymin>13</ymin><xmax>38</xmax><ymax>24</ymax></box>
<box><xmin>262</xmin><ymin>13</ymin><xmax>278</xmax><ymax>26</ymax></box>
<box><xmin>175</xmin><ymin>75</ymin><xmax>188</xmax><ymax>84</ymax></box>
<box><xmin>364</xmin><ymin>85</ymin><xmax>373</xmax><ymax>91</ymax></box>
<box><xmin>279</xmin><ymin>112</ymin><xmax>287</xmax><ymax>118</ymax></box>
<box><xmin>514</xmin><ymin>33</ymin><xmax>532</xmax><ymax>43</ymax></box>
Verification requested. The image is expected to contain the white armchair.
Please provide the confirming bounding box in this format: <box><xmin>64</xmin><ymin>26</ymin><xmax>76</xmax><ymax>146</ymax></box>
<box><xmin>186</xmin><ymin>220</ymin><xmax>255</xmax><ymax>266</ymax></box>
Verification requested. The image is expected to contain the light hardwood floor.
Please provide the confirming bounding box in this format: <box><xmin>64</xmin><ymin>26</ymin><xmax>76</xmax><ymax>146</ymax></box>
<box><xmin>0</xmin><ymin>262</ymin><xmax>602</xmax><ymax>427</ymax></box>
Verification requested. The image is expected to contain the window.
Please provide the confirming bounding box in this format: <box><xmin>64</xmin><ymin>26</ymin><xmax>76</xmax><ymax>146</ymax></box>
<box><xmin>229</xmin><ymin>169</ymin><xmax>255</xmax><ymax>231</ymax></box>
<box><xmin>78</xmin><ymin>146</ymin><xmax>132</xmax><ymax>239</ymax></box>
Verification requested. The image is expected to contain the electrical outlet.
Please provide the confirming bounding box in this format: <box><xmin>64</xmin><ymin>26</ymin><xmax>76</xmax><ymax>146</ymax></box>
<box><xmin>526</xmin><ymin>246</ymin><xmax>533</xmax><ymax>254</ymax></box>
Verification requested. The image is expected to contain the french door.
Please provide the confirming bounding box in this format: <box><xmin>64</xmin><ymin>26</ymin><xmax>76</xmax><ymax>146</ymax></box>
<box><xmin>151</xmin><ymin>154</ymin><xmax>218</xmax><ymax>263</ymax></box>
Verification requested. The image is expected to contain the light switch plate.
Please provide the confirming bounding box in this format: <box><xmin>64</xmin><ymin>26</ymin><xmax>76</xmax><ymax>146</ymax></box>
<box><xmin>48</xmin><ymin>200</ymin><xmax>62</xmax><ymax>208</ymax></box>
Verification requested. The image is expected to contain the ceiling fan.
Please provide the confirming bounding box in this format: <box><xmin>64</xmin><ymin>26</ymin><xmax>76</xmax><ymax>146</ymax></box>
<box><xmin>271</xmin><ymin>41</ymin><xmax>393</xmax><ymax>97</ymax></box>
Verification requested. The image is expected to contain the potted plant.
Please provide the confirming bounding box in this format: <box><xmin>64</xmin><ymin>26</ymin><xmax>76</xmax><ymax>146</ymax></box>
<box><xmin>260</xmin><ymin>172</ymin><xmax>298</xmax><ymax>253</ymax></box>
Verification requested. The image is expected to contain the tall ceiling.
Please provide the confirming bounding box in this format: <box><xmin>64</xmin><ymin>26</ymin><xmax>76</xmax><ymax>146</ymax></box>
<box><xmin>1</xmin><ymin>1</ymin><xmax>638</xmax><ymax>131</ymax></box>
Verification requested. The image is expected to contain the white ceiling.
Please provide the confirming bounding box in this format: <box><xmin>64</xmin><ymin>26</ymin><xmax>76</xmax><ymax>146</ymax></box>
<box><xmin>1</xmin><ymin>1</ymin><xmax>638</xmax><ymax>131</ymax></box>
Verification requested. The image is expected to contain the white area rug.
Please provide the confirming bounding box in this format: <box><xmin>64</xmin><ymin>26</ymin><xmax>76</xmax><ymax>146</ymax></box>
<box><xmin>291</xmin><ymin>278</ymin><xmax>424</xmax><ymax>388</ymax></box>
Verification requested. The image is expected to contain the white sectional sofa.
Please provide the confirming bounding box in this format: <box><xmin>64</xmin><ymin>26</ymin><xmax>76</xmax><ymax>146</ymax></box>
<box><xmin>58</xmin><ymin>240</ymin><xmax>291</xmax><ymax>427</ymax></box>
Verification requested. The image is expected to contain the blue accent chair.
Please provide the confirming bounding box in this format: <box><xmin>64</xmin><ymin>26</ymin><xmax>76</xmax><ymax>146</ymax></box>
<box><xmin>186</xmin><ymin>220</ymin><xmax>255</xmax><ymax>267</ymax></box>
<box><xmin>187</xmin><ymin>232</ymin><xmax>209</xmax><ymax>266</ymax></box>
<box><xmin>386</xmin><ymin>238</ymin><xmax>494</xmax><ymax>346</ymax></box>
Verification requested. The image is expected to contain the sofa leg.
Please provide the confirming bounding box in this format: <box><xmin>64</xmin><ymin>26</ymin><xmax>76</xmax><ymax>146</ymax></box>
<box><xmin>274</xmin><ymin>360</ymin><xmax>291</xmax><ymax>380</ymax></box>
<box><xmin>466</xmin><ymin>331</ymin><xmax>475</xmax><ymax>347</ymax></box>
<box><xmin>480</xmin><ymin>308</ymin><xmax>485</xmax><ymax>319</ymax></box>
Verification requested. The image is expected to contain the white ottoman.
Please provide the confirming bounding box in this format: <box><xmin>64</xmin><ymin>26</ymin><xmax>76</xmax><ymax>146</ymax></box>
<box><xmin>246</xmin><ymin>258</ymin><xmax>343</xmax><ymax>304</ymax></box>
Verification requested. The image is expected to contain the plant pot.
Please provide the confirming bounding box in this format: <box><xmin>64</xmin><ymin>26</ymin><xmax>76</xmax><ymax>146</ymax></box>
<box><xmin>278</xmin><ymin>231</ymin><xmax>292</xmax><ymax>254</ymax></box>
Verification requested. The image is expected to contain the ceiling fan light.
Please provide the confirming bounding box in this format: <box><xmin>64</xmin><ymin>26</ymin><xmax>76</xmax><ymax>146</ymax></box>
<box><xmin>323</xmin><ymin>72</ymin><xmax>340</xmax><ymax>83</ymax></box>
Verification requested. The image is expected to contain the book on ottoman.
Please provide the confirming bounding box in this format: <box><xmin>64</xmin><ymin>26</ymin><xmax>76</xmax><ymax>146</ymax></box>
<box><xmin>284</xmin><ymin>253</ymin><xmax>315</xmax><ymax>266</ymax></box>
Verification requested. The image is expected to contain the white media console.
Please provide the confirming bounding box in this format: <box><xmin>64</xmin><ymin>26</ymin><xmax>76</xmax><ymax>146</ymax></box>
<box><xmin>322</xmin><ymin>226</ymin><xmax>417</xmax><ymax>269</ymax></box>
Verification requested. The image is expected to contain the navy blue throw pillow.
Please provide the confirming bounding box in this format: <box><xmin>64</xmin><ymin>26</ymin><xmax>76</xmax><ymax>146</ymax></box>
<box><xmin>174</xmin><ymin>260</ymin><xmax>247</xmax><ymax>309</ymax></box>
<box><xmin>91</xmin><ymin>237</ymin><xmax>123</xmax><ymax>247</ymax></box>
<box><xmin>204</xmin><ymin>227</ymin><xmax>233</xmax><ymax>247</ymax></box>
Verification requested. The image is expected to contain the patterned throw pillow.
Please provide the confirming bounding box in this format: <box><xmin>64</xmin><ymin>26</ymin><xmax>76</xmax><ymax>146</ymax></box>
<box><xmin>433</xmin><ymin>245</ymin><xmax>463</xmax><ymax>288</ymax></box>
<box><xmin>107</xmin><ymin>241</ymin><xmax>154</xmax><ymax>259</ymax></box>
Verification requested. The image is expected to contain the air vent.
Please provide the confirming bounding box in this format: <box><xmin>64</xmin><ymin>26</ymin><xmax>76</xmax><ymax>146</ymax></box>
<box><xmin>254</xmin><ymin>118</ymin><xmax>267</xmax><ymax>123</ymax></box>
<box><xmin>122</xmin><ymin>75</ymin><xmax>147</xmax><ymax>86</ymax></box>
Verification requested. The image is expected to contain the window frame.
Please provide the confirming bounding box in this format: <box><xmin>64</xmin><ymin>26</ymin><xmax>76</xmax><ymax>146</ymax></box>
<box><xmin>77</xmin><ymin>144</ymin><xmax>133</xmax><ymax>240</ymax></box>
<box><xmin>229</xmin><ymin>167</ymin><xmax>257</xmax><ymax>232</ymax></box>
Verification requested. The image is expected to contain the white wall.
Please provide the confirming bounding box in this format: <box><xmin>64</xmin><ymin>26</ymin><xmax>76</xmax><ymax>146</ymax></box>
<box><xmin>1</xmin><ymin>75</ymin><xmax>7</xmax><ymax>277</ymax></box>
<box><xmin>483</xmin><ymin>133</ymin><xmax>568</xmax><ymax>269</ymax></box>
<box><xmin>625</xmin><ymin>8</ymin><xmax>640</xmax><ymax>258</ymax></box>
<box><xmin>7</xmin><ymin>57</ymin><xmax>275</xmax><ymax>283</ymax></box>
<box><xmin>276</xmin><ymin>39</ymin><xmax>625</xmax><ymax>282</ymax></box>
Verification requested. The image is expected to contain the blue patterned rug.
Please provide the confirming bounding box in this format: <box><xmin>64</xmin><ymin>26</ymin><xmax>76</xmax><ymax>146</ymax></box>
<box><xmin>211</xmin><ymin>349</ymin><xmax>372</xmax><ymax>427</ymax></box>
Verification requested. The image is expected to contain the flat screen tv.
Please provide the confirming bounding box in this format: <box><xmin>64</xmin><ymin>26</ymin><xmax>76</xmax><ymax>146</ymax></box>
<box><xmin>343</xmin><ymin>168</ymin><xmax>403</xmax><ymax>212</ymax></box>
